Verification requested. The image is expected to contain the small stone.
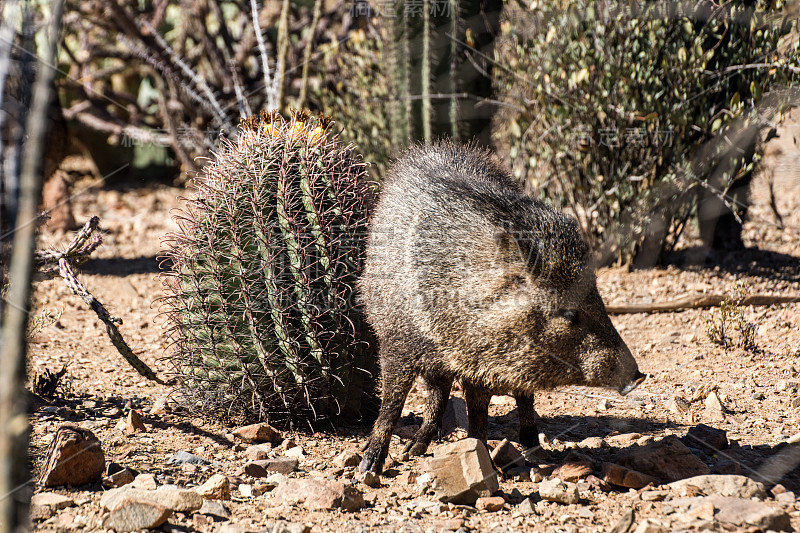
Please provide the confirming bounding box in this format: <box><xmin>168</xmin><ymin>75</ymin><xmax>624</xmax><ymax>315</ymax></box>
<box><xmin>396</xmin><ymin>471</ymin><xmax>418</xmax><ymax>485</ymax></box>
<box><xmin>197</xmin><ymin>473</ymin><xmax>231</xmax><ymax>500</ymax></box>
<box><xmin>775</xmin><ymin>491</ymin><xmax>796</xmax><ymax>504</ymax></box>
<box><xmin>238</xmin><ymin>484</ymin><xmax>253</xmax><ymax>498</ymax></box>
<box><xmin>703</xmin><ymin>391</ymin><xmax>726</xmax><ymax>420</ymax></box>
<box><xmin>198</xmin><ymin>499</ymin><xmax>231</xmax><ymax>519</ymax></box>
<box><xmin>489</xmin><ymin>439</ymin><xmax>525</xmax><ymax>472</ymax></box>
<box><xmin>712</xmin><ymin>495</ymin><xmax>792</xmax><ymax>531</ymax></box>
<box><xmin>273</xmin><ymin>478</ymin><xmax>364</xmax><ymax>511</ymax></box>
<box><xmin>476</xmin><ymin>496</ymin><xmax>505</xmax><ymax>512</ymax></box>
<box><xmin>130</xmin><ymin>473</ymin><xmax>158</xmax><ymax>490</ymax></box>
<box><xmin>433</xmin><ymin>518</ymin><xmax>465</xmax><ymax>531</ymax></box>
<box><xmin>149</xmin><ymin>396</ymin><xmax>171</xmax><ymax>415</ymax></box>
<box><xmin>333</xmin><ymin>451</ymin><xmax>362</xmax><ymax>468</ymax></box>
<box><xmin>668</xmin><ymin>475</ymin><xmax>766</xmax><ymax>499</ymax></box>
<box><xmin>30</xmin><ymin>492</ymin><xmax>74</xmax><ymax>520</ymax></box>
<box><xmin>578</xmin><ymin>436</ymin><xmax>604</xmax><ymax>449</ymax></box>
<box><xmin>507</xmin><ymin>466</ymin><xmax>531</xmax><ymax>482</ymax></box>
<box><xmin>601</xmin><ymin>463</ymin><xmax>658</xmax><ymax>489</ymax></box>
<box><xmin>167</xmin><ymin>450</ymin><xmax>210</xmax><ymax>465</ymax></box>
<box><xmin>356</xmin><ymin>471</ymin><xmax>381</xmax><ymax>487</ymax></box>
<box><xmin>102</xmin><ymin>498</ymin><xmax>171</xmax><ymax>531</ymax></box>
<box><xmin>125</xmin><ymin>410</ymin><xmax>146</xmax><ymax>434</ymax></box>
<box><xmin>632</xmin><ymin>518</ymin><xmax>668</xmax><ymax>533</ymax></box>
<box><xmin>40</xmin><ymin>424</ymin><xmax>105</xmax><ymax>487</ymax></box>
<box><xmin>586</xmin><ymin>474</ymin><xmax>612</xmax><ymax>492</ymax></box>
<box><xmin>681</xmin><ymin>424</ymin><xmax>728</xmax><ymax>455</ymax></box>
<box><xmin>666</xmin><ymin>395</ymin><xmax>690</xmax><ymax>415</ymax></box>
<box><xmin>597</xmin><ymin>398</ymin><xmax>609</xmax><ymax>410</ymax></box>
<box><xmin>614</xmin><ymin>435</ymin><xmax>709</xmax><ymax>483</ymax></box>
<box><xmin>551</xmin><ymin>461</ymin><xmax>593</xmax><ymax>482</ymax></box>
<box><xmin>609</xmin><ymin>509</ymin><xmax>635</xmax><ymax>533</ymax></box>
<box><xmin>441</xmin><ymin>397</ymin><xmax>469</xmax><ymax>435</ymax></box>
<box><xmin>244</xmin><ymin>444</ymin><xmax>272</xmax><ymax>461</ymax></box>
<box><xmin>752</xmin><ymin>392</ymin><xmax>766</xmax><ymax>400</ymax></box>
<box><xmin>103</xmin><ymin>467</ymin><xmax>137</xmax><ymax>488</ymax></box>
<box><xmin>516</xmin><ymin>497</ymin><xmax>537</xmax><ymax>515</ymax></box>
<box><xmin>606</xmin><ymin>433</ymin><xmax>642</xmax><ymax>447</ymax></box>
<box><xmin>771</xmin><ymin>484</ymin><xmax>787</xmax><ymax>496</ymax></box>
<box><xmin>428</xmin><ymin>438</ymin><xmax>499</xmax><ymax>505</ymax></box>
<box><xmin>640</xmin><ymin>490</ymin><xmax>668</xmax><ymax>502</ymax></box>
<box><xmin>101</xmin><ymin>487</ymin><xmax>203</xmax><ymax>514</ymax></box>
<box><xmin>240</xmin><ymin>457</ymin><xmax>298</xmax><ymax>476</ymax></box>
<box><xmin>232</xmin><ymin>422</ymin><xmax>281</xmax><ymax>444</ymax></box>
<box><xmin>283</xmin><ymin>446</ymin><xmax>305</xmax><ymax>458</ymax></box>
<box><xmin>539</xmin><ymin>478</ymin><xmax>579</xmax><ymax>505</ymax></box>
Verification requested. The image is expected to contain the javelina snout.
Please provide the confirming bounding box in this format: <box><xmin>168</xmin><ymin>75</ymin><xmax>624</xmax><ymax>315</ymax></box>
<box><xmin>358</xmin><ymin>142</ymin><xmax>644</xmax><ymax>474</ymax></box>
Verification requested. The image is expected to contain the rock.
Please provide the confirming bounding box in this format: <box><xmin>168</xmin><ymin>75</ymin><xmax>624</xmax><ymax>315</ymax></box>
<box><xmin>428</xmin><ymin>438</ymin><xmax>499</xmax><ymax>505</ymax></box>
<box><xmin>632</xmin><ymin>518</ymin><xmax>668</xmax><ymax>533</ymax></box>
<box><xmin>551</xmin><ymin>461</ymin><xmax>593</xmax><ymax>482</ymax></box>
<box><xmin>681</xmin><ymin>424</ymin><xmax>727</xmax><ymax>454</ymax></box>
<box><xmin>578</xmin><ymin>436</ymin><xmax>604</xmax><ymax>449</ymax></box>
<box><xmin>30</xmin><ymin>492</ymin><xmax>75</xmax><ymax>520</ymax></box>
<box><xmin>668</xmin><ymin>475</ymin><xmax>767</xmax><ymax>499</ymax></box>
<box><xmin>516</xmin><ymin>497</ymin><xmax>536</xmax><ymax>515</ymax></box>
<box><xmin>666</xmin><ymin>395</ymin><xmax>690</xmax><ymax>415</ymax></box>
<box><xmin>771</xmin><ymin>483</ymin><xmax>787</xmax><ymax>496</ymax></box>
<box><xmin>606</xmin><ymin>433</ymin><xmax>642</xmax><ymax>447</ymax></box>
<box><xmin>356</xmin><ymin>471</ymin><xmax>380</xmax><ymax>487</ymax></box>
<box><xmin>244</xmin><ymin>444</ymin><xmax>272</xmax><ymax>461</ymax></box>
<box><xmin>476</xmin><ymin>496</ymin><xmax>505</xmax><ymax>512</ymax></box>
<box><xmin>708</xmin><ymin>495</ymin><xmax>790</xmax><ymax>531</ymax></box>
<box><xmin>775</xmin><ymin>491</ymin><xmax>796</xmax><ymax>504</ymax></box>
<box><xmin>101</xmin><ymin>498</ymin><xmax>171</xmax><ymax>531</ymax></box>
<box><xmin>396</xmin><ymin>471</ymin><xmax>418</xmax><ymax>485</ymax></box>
<box><xmin>102</xmin><ymin>467</ymin><xmax>137</xmax><ymax>489</ymax></box>
<box><xmin>130</xmin><ymin>473</ymin><xmax>158</xmax><ymax>490</ymax></box>
<box><xmin>441</xmin><ymin>397</ymin><xmax>468</xmax><ymax>435</ymax></box>
<box><xmin>125</xmin><ymin>410</ymin><xmax>146</xmax><ymax>434</ymax></box>
<box><xmin>433</xmin><ymin>518</ymin><xmax>465</xmax><ymax>531</ymax></box>
<box><xmin>586</xmin><ymin>474</ymin><xmax>612</xmax><ymax>492</ymax></box>
<box><xmin>101</xmin><ymin>487</ymin><xmax>203</xmax><ymax>514</ymax></box>
<box><xmin>240</xmin><ymin>457</ymin><xmax>298</xmax><ymax>476</ymax></box>
<box><xmin>614</xmin><ymin>436</ymin><xmax>709</xmax><ymax>483</ymax></box>
<box><xmin>710</xmin><ymin>459</ymin><xmax>742</xmax><ymax>475</ymax></box>
<box><xmin>197</xmin><ymin>474</ymin><xmax>231</xmax><ymax>500</ymax></box>
<box><xmin>640</xmin><ymin>490</ymin><xmax>668</xmax><ymax>502</ymax></box>
<box><xmin>600</xmin><ymin>463</ymin><xmax>658</xmax><ymax>489</ymax></box>
<box><xmin>198</xmin><ymin>499</ymin><xmax>231</xmax><ymax>519</ymax></box>
<box><xmin>232</xmin><ymin>422</ymin><xmax>281</xmax><ymax>444</ymax></box>
<box><xmin>273</xmin><ymin>479</ymin><xmax>364</xmax><ymax>511</ymax></box>
<box><xmin>752</xmin><ymin>392</ymin><xmax>766</xmax><ymax>400</ymax></box>
<box><xmin>538</xmin><ymin>478</ymin><xmax>579</xmax><ymax>505</ymax></box>
<box><xmin>283</xmin><ymin>446</ymin><xmax>305</xmax><ymax>459</ymax></box>
<box><xmin>40</xmin><ymin>424</ymin><xmax>105</xmax><ymax>487</ymax></box>
<box><xmin>609</xmin><ymin>509</ymin><xmax>635</xmax><ymax>533</ymax></box>
<box><xmin>167</xmin><ymin>450</ymin><xmax>210</xmax><ymax>465</ymax></box>
<box><xmin>333</xmin><ymin>451</ymin><xmax>362</xmax><ymax>468</ymax></box>
<box><xmin>490</xmin><ymin>439</ymin><xmax>525</xmax><ymax>472</ymax></box>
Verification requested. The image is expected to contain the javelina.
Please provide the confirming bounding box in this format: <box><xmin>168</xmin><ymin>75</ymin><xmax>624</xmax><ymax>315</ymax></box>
<box><xmin>358</xmin><ymin>142</ymin><xmax>645</xmax><ymax>473</ymax></box>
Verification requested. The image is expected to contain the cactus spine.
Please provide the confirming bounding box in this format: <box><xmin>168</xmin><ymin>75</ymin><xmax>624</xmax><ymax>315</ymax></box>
<box><xmin>161</xmin><ymin>111</ymin><xmax>377</xmax><ymax>426</ymax></box>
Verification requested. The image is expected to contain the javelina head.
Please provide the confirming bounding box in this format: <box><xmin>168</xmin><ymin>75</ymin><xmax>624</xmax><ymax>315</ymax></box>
<box><xmin>487</xmin><ymin>210</ymin><xmax>645</xmax><ymax>396</ymax></box>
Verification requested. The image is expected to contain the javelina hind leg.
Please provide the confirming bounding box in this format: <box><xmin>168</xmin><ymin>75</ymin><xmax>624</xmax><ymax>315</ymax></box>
<box><xmin>464</xmin><ymin>384</ymin><xmax>492</xmax><ymax>443</ymax></box>
<box><xmin>359</xmin><ymin>347</ymin><xmax>418</xmax><ymax>473</ymax></box>
<box><xmin>405</xmin><ymin>374</ymin><xmax>452</xmax><ymax>456</ymax></box>
<box><xmin>514</xmin><ymin>393</ymin><xmax>540</xmax><ymax>449</ymax></box>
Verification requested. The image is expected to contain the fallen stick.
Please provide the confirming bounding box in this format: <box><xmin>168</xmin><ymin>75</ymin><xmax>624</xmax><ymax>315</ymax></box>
<box><xmin>607</xmin><ymin>293</ymin><xmax>800</xmax><ymax>314</ymax></box>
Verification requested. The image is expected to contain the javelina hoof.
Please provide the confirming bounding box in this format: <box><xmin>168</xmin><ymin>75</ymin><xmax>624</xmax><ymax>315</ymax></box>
<box><xmin>403</xmin><ymin>439</ymin><xmax>429</xmax><ymax>457</ymax></box>
<box><xmin>358</xmin><ymin>444</ymin><xmax>383</xmax><ymax>474</ymax></box>
<box><xmin>518</xmin><ymin>425</ymin><xmax>540</xmax><ymax>450</ymax></box>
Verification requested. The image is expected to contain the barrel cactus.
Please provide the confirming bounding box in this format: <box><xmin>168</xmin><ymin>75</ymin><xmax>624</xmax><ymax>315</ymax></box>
<box><xmin>160</xmin><ymin>110</ymin><xmax>378</xmax><ymax>427</ymax></box>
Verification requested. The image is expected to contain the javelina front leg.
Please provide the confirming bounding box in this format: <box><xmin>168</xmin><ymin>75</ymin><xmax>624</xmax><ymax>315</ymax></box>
<box><xmin>464</xmin><ymin>384</ymin><xmax>492</xmax><ymax>443</ymax></box>
<box><xmin>514</xmin><ymin>393</ymin><xmax>540</xmax><ymax>449</ymax></box>
<box><xmin>405</xmin><ymin>373</ymin><xmax>452</xmax><ymax>456</ymax></box>
<box><xmin>359</xmin><ymin>352</ymin><xmax>417</xmax><ymax>474</ymax></box>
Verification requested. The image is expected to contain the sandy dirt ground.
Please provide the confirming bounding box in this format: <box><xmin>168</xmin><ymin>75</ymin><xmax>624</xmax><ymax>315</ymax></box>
<box><xmin>23</xmin><ymin>116</ymin><xmax>800</xmax><ymax>532</ymax></box>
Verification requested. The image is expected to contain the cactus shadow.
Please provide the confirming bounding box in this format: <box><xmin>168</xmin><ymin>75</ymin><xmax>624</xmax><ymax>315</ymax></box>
<box><xmin>659</xmin><ymin>246</ymin><xmax>800</xmax><ymax>283</ymax></box>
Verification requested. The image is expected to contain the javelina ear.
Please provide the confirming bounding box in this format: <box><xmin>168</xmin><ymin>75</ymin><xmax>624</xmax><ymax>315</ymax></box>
<box><xmin>493</xmin><ymin>230</ymin><xmax>527</xmax><ymax>269</ymax></box>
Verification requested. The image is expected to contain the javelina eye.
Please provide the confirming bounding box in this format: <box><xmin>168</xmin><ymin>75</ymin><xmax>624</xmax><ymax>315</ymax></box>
<box><xmin>559</xmin><ymin>309</ymin><xmax>579</xmax><ymax>326</ymax></box>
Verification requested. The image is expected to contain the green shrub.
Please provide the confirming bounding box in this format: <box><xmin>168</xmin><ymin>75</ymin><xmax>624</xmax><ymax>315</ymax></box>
<box><xmin>495</xmin><ymin>0</ymin><xmax>800</xmax><ymax>265</ymax></box>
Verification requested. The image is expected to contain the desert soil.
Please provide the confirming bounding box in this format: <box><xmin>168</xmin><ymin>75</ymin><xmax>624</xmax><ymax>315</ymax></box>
<box><xmin>24</xmin><ymin>117</ymin><xmax>800</xmax><ymax>532</ymax></box>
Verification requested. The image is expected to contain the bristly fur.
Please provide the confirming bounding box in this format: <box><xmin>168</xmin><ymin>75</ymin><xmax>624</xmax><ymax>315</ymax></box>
<box><xmin>358</xmin><ymin>141</ymin><xmax>643</xmax><ymax>473</ymax></box>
